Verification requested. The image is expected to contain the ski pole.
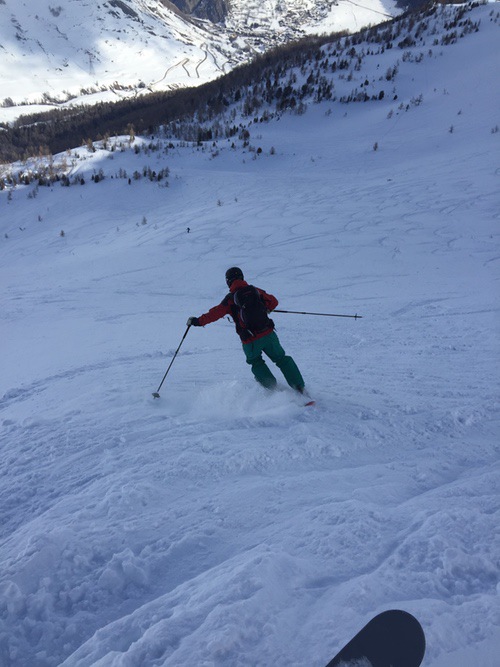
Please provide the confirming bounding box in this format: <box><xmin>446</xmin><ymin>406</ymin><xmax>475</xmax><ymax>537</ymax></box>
<box><xmin>152</xmin><ymin>324</ymin><xmax>191</xmax><ymax>398</ymax></box>
<box><xmin>274</xmin><ymin>309</ymin><xmax>362</xmax><ymax>319</ymax></box>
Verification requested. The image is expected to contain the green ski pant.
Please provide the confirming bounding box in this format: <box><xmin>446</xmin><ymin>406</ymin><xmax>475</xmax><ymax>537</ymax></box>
<box><xmin>242</xmin><ymin>331</ymin><xmax>304</xmax><ymax>391</ymax></box>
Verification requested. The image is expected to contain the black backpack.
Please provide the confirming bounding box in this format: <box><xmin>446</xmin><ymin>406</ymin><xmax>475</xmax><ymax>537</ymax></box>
<box><xmin>233</xmin><ymin>285</ymin><xmax>273</xmax><ymax>338</ymax></box>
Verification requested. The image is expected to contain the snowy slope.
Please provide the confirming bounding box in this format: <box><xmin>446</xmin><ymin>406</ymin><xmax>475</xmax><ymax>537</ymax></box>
<box><xmin>1</xmin><ymin>2</ymin><xmax>500</xmax><ymax>666</ymax></box>
<box><xmin>0</xmin><ymin>0</ymin><xmax>235</xmax><ymax>110</ymax></box>
<box><xmin>0</xmin><ymin>0</ymin><xmax>399</xmax><ymax>122</ymax></box>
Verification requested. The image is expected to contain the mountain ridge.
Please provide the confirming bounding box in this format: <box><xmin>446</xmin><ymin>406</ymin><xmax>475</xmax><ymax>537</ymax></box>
<box><xmin>0</xmin><ymin>0</ymin><xmax>401</xmax><ymax>118</ymax></box>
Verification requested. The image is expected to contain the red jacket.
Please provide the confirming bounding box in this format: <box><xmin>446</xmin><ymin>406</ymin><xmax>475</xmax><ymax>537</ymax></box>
<box><xmin>198</xmin><ymin>279</ymin><xmax>278</xmax><ymax>344</ymax></box>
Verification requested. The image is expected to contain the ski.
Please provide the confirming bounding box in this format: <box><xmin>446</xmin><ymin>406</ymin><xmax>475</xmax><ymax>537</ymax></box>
<box><xmin>325</xmin><ymin>609</ymin><xmax>426</xmax><ymax>667</ymax></box>
<box><xmin>297</xmin><ymin>388</ymin><xmax>315</xmax><ymax>407</ymax></box>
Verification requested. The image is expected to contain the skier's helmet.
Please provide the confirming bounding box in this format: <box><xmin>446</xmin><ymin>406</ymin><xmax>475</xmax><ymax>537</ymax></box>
<box><xmin>225</xmin><ymin>267</ymin><xmax>244</xmax><ymax>288</ymax></box>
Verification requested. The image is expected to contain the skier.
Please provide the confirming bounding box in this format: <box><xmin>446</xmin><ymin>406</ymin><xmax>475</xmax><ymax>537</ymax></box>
<box><xmin>187</xmin><ymin>267</ymin><xmax>306</xmax><ymax>393</ymax></box>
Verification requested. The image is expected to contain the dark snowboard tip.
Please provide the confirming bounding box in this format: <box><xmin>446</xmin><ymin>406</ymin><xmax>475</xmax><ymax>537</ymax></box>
<box><xmin>326</xmin><ymin>609</ymin><xmax>426</xmax><ymax>667</ymax></box>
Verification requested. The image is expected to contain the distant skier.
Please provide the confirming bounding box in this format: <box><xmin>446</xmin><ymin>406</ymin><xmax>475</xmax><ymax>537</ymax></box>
<box><xmin>187</xmin><ymin>267</ymin><xmax>306</xmax><ymax>393</ymax></box>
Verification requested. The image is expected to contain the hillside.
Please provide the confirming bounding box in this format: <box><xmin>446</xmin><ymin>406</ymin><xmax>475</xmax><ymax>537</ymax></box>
<box><xmin>0</xmin><ymin>2</ymin><xmax>499</xmax><ymax>666</ymax></box>
<box><xmin>0</xmin><ymin>0</ymin><xmax>400</xmax><ymax>124</ymax></box>
<box><xmin>0</xmin><ymin>0</ymin><xmax>491</xmax><ymax>163</ymax></box>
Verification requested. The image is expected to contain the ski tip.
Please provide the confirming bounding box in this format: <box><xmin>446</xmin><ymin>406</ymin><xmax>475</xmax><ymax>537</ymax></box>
<box><xmin>304</xmin><ymin>400</ymin><xmax>316</xmax><ymax>407</ymax></box>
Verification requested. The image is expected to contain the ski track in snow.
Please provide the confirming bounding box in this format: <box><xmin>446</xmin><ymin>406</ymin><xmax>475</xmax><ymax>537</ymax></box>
<box><xmin>1</xmin><ymin>4</ymin><xmax>500</xmax><ymax>666</ymax></box>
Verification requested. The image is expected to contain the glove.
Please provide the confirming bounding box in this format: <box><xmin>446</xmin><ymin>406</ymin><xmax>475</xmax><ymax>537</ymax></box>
<box><xmin>187</xmin><ymin>316</ymin><xmax>200</xmax><ymax>326</ymax></box>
